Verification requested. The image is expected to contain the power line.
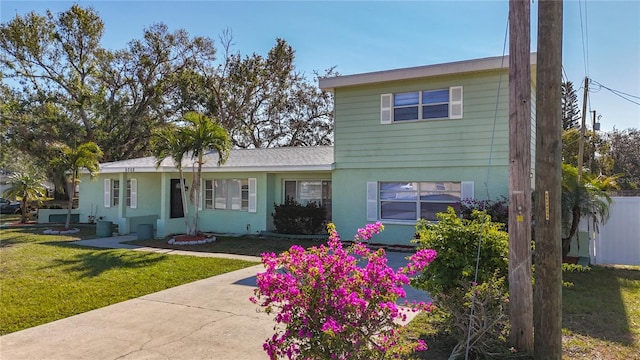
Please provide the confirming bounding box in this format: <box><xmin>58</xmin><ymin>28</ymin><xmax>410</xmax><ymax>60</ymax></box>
<box><xmin>578</xmin><ymin>0</ymin><xmax>590</xmax><ymax>77</ymax></box>
<box><xmin>590</xmin><ymin>79</ymin><xmax>640</xmax><ymax>99</ymax></box>
<box><xmin>590</xmin><ymin>79</ymin><xmax>640</xmax><ymax>106</ymax></box>
<box><xmin>584</xmin><ymin>0</ymin><xmax>590</xmax><ymax>76</ymax></box>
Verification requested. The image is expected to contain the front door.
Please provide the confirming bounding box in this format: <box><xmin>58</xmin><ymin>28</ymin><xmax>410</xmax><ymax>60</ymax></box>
<box><xmin>170</xmin><ymin>179</ymin><xmax>184</xmax><ymax>218</ymax></box>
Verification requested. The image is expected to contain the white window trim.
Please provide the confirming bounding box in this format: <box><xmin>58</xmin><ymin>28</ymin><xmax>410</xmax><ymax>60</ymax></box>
<box><xmin>381</xmin><ymin>86</ymin><xmax>463</xmax><ymax>124</ymax></box>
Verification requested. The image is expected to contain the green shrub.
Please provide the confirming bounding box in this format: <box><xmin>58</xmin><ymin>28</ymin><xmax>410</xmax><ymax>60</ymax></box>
<box><xmin>454</xmin><ymin>197</ymin><xmax>509</xmax><ymax>228</ymax></box>
<box><xmin>412</xmin><ymin>207</ymin><xmax>511</xmax><ymax>359</ymax></box>
<box><xmin>272</xmin><ymin>197</ymin><xmax>327</xmax><ymax>235</ymax></box>
<box><xmin>412</xmin><ymin>208</ymin><xmax>509</xmax><ymax>295</ymax></box>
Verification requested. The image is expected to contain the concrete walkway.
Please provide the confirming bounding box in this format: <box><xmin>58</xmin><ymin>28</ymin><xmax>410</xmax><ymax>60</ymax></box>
<box><xmin>0</xmin><ymin>235</ymin><xmax>429</xmax><ymax>359</ymax></box>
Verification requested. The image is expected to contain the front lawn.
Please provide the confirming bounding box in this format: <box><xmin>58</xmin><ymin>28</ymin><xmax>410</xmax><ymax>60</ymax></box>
<box><xmin>0</xmin><ymin>227</ymin><xmax>258</xmax><ymax>335</ymax></box>
<box><xmin>403</xmin><ymin>264</ymin><xmax>640</xmax><ymax>359</ymax></box>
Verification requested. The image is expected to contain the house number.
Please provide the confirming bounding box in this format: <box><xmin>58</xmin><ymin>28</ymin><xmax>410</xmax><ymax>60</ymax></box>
<box><xmin>125</xmin><ymin>167</ymin><xmax>135</xmax><ymax>173</ymax></box>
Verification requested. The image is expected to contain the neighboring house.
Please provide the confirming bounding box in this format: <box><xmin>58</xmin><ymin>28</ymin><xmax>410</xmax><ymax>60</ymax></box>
<box><xmin>74</xmin><ymin>54</ymin><xmax>536</xmax><ymax>245</ymax></box>
<box><xmin>318</xmin><ymin>54</ymin><xmax>536</xmax><ymax>244</ymax></box>
<box><xmin>77</xmin><ymin>147</ymin><xmax>333</xmax><ymax>237</ymax></box>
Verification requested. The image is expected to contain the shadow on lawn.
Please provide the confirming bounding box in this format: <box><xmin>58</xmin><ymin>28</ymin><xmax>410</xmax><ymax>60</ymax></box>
<box><xmin>126</xmin><ymin>236</ymin><xmax>325</xmax><ymax>258</ymax></box>
<box><xmin>562</xmin><ymin>266</ymin><xmax>639</xmax><ymax>346</ymax></box>
<box><xmin>42</xmin><ymin>248</ymin><xmax>166</xmax><ymax>278</ymax></box>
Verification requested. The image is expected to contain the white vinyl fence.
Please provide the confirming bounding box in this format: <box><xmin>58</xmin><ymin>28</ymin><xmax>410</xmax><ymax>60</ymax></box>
<box><xmin>589</xmin><ymin>197</ymin><xmax>640</xmax><ymax>266</ymax></box>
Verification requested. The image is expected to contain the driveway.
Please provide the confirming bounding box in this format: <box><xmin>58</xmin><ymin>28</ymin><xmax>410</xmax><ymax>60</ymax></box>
<box><xmin>0</xmin><ymin>236</ymin><xmax>430</xmax><ymax>359</ymax></box>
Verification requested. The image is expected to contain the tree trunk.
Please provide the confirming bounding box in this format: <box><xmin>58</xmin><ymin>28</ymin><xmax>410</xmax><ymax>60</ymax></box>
<box><xmin>562</xmin><ymin>205</ymin><xmax>581</xmax><ymax>257</ymax></box>
<box><xmin>178</xmin><ymin>169</ymin><xmax>192</xmax><ymax>235</ymax></box>
<box><xmin>65</xmin><ymin>181</ymin><xmax>74</xmax><ymax>229</ymax></box>
<box><xmin>192</xmin><ymin>164</ymin><xmax>201</xmax><ymax>235</ymax></box>
<box><xmin>20</xmin><ymin>194</ymin><xmax>29</xmax><ymax>223</ymax></box>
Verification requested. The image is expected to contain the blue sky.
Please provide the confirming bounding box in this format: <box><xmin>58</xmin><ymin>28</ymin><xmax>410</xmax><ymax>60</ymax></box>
<box><xmin>2</xmin><ymin>1</ymin><xmax>638</xmax><ymax>132</ymax></box>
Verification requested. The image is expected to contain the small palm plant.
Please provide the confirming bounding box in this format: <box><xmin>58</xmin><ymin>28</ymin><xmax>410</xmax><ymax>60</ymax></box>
<box><xmin>561</xmin><ymin>164</ymin><xmax>619</xmax><ymax>257</ymax></box>
<box><xmin>3</xmin><ymin>171</ymin><xmax>47</xmax><ymax>223</ymax></box>
<box><xmin>181</xmin><ymin>112</ymin><xmax>231</xmax><ymax>234</ymax></box>
<box><xmin>151</xmin><ymin>125</ymin><xmax>192</xmax><ymax>234</ymax></box>
<box><xmin>151</xmin><ymin>112</ymin><xmax>231</xmax><ymax>236</ymax></box>
<box><xmin>50</xmin><ymin>142</ymin><xmax>103</xmax><ymax>229</ymax></box>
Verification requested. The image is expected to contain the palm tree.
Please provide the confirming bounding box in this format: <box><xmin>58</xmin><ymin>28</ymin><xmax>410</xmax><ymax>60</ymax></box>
<box><xmin>181</xmin><ymin>112</ymin><xmax>231</xmax><ymax>234</ymax></box>
<box><xmin>151</xmin><ymin>125</ymin><xmax>193</xmax><ymax>235</ymax></box>
<box><xmin>3</xmin><ymin>171</ymin><xmax>47</xmax><ymax>223</ymax></box>
<box><xmin>152</xmin><ymin>113</ymin><xmax>231</xmax><ymax>236</ymax></box>
<box><xmin>561</xmin><ymin>164</ymin><xmax>618</xmax><ymax>257</ymax></box>
<box><xmin>50</xmin><ymin>142</ymin><xmax>103</xmax><ymax>229</ymax></box>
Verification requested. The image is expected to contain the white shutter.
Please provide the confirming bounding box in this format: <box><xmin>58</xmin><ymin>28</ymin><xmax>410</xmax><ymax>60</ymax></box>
<box><xmin>104</xmin><ymin>179</ymin><xmax>111</xmax><ymax>208</ymax></box>
<box><xmin>380</xmin><ymin>94</ymin><xmax>393</xmax><ymax>124</ymax></box>
<box><xmin>449</xmin><ymin>86</ymin><xmax>463</xmax><ymax>119</ymax></box>
<box><xmin>130</xmin><ymin>179</ymin><xmax>137</xmax><ymax>209</ymax></box>
<box><xmin>366</xmin><ymin>182</ymin><xmax>378</xmax><ymax>221</ymax></box>
<box><xmin>248</xmin><ymin>178</ymin><xmax>257</xmax><ymax>213</ymax></box>
<box><xmin>461</xmin><ymin>181</ymin><xmax>474</xmax><ymax>200</ymax></box>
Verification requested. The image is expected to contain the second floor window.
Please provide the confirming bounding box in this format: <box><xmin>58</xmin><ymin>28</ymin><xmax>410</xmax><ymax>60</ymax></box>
<box><xmin>380</xmin><ymin>86</ymin><xmax>463</xmax><ymax>123</ymax></box>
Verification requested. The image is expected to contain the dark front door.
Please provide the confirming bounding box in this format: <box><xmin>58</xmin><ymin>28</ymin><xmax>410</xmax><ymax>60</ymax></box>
<box><xmin>170</xmin><ymin>179</ymin><xmax>184</xmax><ymax>218</ymax></box>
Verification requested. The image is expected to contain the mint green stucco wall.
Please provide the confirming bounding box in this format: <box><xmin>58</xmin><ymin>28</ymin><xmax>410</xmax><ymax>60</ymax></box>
<box><xmin>82</xmin><ymin>170</ymin><xmax>332</xmax><ymax>237</ymax></box>
<box><xmin>79</xmin><ymin>172</ymin><xmax>162</xmax><ymax>233</ymax></box>
<box><xmin>330</xmin><ymin>69</ymin><xmax>534</xmax><ymax>245</ymax></box>
<box><xmin>196</xmin><ymin>196</ymin><xmax>264</xmax><ymax>235</ymax></box>
<box><xmin>331</xmin><ymin>167</ymin><xmax>508</xmax><ymax>245</ymax></box>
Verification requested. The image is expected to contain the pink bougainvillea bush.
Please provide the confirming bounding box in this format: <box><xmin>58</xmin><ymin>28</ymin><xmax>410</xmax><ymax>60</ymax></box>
<box><xmin>250</xmin><ymin>222</ymin><xmax>437</xmax><ymax>360</ymax></box>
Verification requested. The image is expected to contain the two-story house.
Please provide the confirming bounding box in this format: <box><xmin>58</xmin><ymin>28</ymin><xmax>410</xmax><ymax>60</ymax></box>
<box><xmin>319</xmin><ymin>54</ymin><xmax>536</xmax><ymax>244</ymax></box>
<box><xmin>60</xmin><ymin>54</ymin><xmax>535</xmax><ymax>245</ymax></box>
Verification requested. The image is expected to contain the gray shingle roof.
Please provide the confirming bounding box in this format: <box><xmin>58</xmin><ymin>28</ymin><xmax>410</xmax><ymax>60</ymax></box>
<box><xmin>99</xmin><ymin>146</ymin><xmax>334</xmax><ymax>173</ymax></box>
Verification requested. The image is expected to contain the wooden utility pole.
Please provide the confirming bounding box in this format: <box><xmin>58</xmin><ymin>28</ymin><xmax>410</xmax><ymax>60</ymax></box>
<box><xmin>589</xmin><ymin>110</ymin><xmax>596</xmax><ymax>171</ymax></box>
<box><xmin>534</xmin><ymin>0</ymin><xmax>563</xmax><ymax>359</ymax></box>
<box><xmin>508</xmin><ymin>0</ymin><xmax>534</xmax><ymax>352</ymax></box>
<box><xmin>577</xmin><ymin>76</ymin><xmax>588</xmax><ymax>181</ymax></box>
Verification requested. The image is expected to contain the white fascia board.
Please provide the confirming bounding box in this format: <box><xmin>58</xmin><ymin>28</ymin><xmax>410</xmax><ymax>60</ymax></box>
<box><xmin>200</xmin><ymin>165</ymin><xmax>335</xmax><ymax>172</ymax></box>
<box><xmin>319</xmin><ymin>53</ymin><xmax>537</xmax><ymax>91</ymax></box>
<box><xmin>85</xmin><ymin>164</ymin><xmax>335</xmax><ymax>174</ymax></box>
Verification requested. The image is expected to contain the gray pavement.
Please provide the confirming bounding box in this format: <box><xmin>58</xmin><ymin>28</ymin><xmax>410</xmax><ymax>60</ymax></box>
<box><xmin>0</xmin><ymin>235</ymin><xmax>429</xmax><ymax>360</ymax></box>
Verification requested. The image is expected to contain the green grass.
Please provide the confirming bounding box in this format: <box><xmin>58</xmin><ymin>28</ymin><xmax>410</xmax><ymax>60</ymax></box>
<box><xmin>3</xmin><ymin>226</ymin><xmax>638</xmax><ymax>360</ymax></box>
<box><xmin>561</xmin><ymin>265</ymin><xmax>640</xmax><ymax>359</ymax></box>
<box><xmin>128</xmin><ymin>235</ymin><xmax>327</xmax><ymax>257</ymax></box>
<box><xmin>0</xmin><ymin>213</ymin><xmax>21</xmax><ymax>225</ymax></box>
<box><xmin>402</xmin><ymin>265</ymin><xmax>640</xmax><ymax>359</ymax></box>
<box><xmin>0</xmin><ymin>227</ymin><xmax>259</xmax><ymax>335</ymax></box>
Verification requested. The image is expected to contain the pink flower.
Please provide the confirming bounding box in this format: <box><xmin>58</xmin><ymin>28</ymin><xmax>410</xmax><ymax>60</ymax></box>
<box><xmin>251</xmin><ymin>222</ymin><xmax>432</xmax><ymax>359</ymax></box>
